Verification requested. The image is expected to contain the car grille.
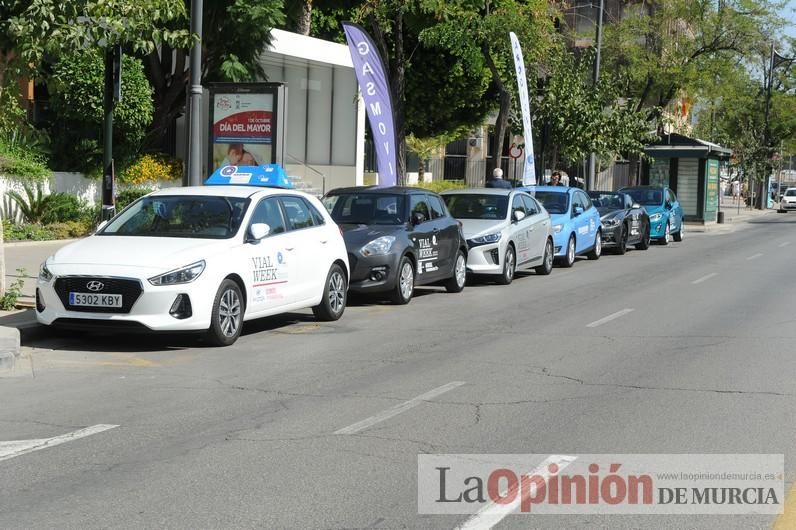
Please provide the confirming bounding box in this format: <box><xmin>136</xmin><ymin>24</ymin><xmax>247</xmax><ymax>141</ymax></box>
<box><xmin>54</xmin><ymin>277</ymin><xmax>143</xmax><ymax>314</ymax></box>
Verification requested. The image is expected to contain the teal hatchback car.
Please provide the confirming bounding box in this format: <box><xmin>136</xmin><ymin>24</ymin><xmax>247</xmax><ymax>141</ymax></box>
<box><xmin>619</xmin><ymin>186</ymin><xmax>684</xmax><ymax>245</ymax></box>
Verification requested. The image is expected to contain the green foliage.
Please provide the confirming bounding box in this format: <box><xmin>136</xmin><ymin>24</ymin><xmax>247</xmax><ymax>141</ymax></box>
<box><xmin>0</xmin><ymin>268</ymin><xmax>25</xmax><ymax>310</ymax></box>
<box><xmin>41</xmin><ymin>193</ymin><xmax>85</xmax><ymax>224</ymax></box>
<box><xmin>47</xmin><ymin>220</ymin><xmax>94</xmax><ymax>239</ymax></box>
<box><xmin>536</xmin><ymin>48</ymin><xmax>655</xmax><ymax>167</ymax></box>
<box><xmin>48</xmin><ymin>49</ymin><xmax>154</xmax><ymax>173</ymax></box>
<box><xmin>0</xmin><ymin>131</ymin><xmax>51</xmax><ymax>180</ymax></box>
<box><xmin>412</xmin><ymin>180</ymin><xmax>465</xmax><ymax>193</ymax></box>
<box><xmin>1</xmin><ymin>220</ymin><xmax>56</xmax><ymax>241</ymax></box>
<box><xmin>6</xmin><ymin>0</ymin><xmax>189</xmax><ymax>74</ymax></box>
<box><xmin>115</xmin><ymin>187</ymin><xmax>155</xmax><ymax>209</ymax></box>
<box><xmin>7</xmin><ymin>183</ymin><xmax>51</xmax><ymax>223</ymax></box>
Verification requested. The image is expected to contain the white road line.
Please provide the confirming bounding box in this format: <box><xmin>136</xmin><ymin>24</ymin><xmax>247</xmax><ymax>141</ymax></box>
<box><xmin>455</xmin><ymin>455</ymin><xmax>577</xmax><ymax>530</ymax></box>
<box><xmin>586</xmin><ymin>308</ymin><xmax>635</xmax><ymax>328</ymax></box>
<box><xmin>746</xmin><ymin>253</ymin><xmax>763</xmax><ymax>260</ymax></box>
<box><xmin>779</xmin><ymin>242</ymin><xmax>791</xmax><ymax>248</ymax></box>
<box><xmin>334</xmin><ymin>382</ymin><xmax>466</xmax><ymax>435</ymax></box>
<box><xmin>691</xmin><ymin>272</ymin><xmax>718</xmax><ymax>285</ymax></box>
<box><xmin>0</xmin><ymin>424</ymin><xmax>119</xmax><ymax>463</ymax></box>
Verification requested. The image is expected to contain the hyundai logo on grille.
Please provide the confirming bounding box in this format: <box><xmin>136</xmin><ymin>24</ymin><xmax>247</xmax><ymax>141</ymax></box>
<box><xmin>86</xmin><ymin>281</ymin><xmax>105</xmax><ymax>292</ymax></box>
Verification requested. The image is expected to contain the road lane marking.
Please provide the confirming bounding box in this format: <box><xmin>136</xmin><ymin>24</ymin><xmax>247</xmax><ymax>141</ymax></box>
<box><xmin>779</xmin><ymin>241</ymin><xmax>790</xmax><ymax>248</ymax></box>
<box><xmin>746</xmin><ymin>253</ymin><xmax>763</xmax><ymax>260</ymax></box>
<box><xmin>334</xmin><ymin>382</ymin><xmax>465</xmax><ymax>435</ymax></box>
<box><xmin>691</xmin><ymin>272</ymin><xmax>718</xmax><ymax>285</ymax></box>
<box><xmin>586</xmin><ymin>308</ymin><xmax>634</xmax><ymax>328</ymax></box>
<box><xmin>0</xmin><ymin>424</ymin><xmax>119</xmax><ymax>463</ymax></box>
<box><xmin>455</xmin><ymin>455</ymin><xmax>576</xmax><ymax>530</ymax></box>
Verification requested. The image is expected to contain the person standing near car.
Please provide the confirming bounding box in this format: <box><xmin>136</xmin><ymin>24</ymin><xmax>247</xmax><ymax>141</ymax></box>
<box><xmin>486</xmin><ymin>167</ymin><xmax>512</xmax><ymax>189</ymax></box>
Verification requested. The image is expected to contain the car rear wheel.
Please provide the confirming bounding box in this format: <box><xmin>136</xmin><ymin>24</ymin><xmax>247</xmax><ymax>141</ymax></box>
<box><xmin>616</xmin><ymin>225</ymin><xmax>627</xmax><ymax>255</ymax></box>
<box><xmin>444</xmin><ymin>251</ymin><xmax>467</xmax><ymax>293</ymax></box>
<box><xmin>557</xmin><ymin>235</ymin><xmax>576</xmax><ymax>268</ymax></box>
<box><xmin>206</xmin><ymin>279</ymin><xmax>243</xmax><ymax>347</ymax></box>
<box><xmin>312</xmin><ymin>263</ymin><xmax>347</xmax><ymax>321</ymax></box>
<box><xmin>496</xmin><ymin>245</ymin><xmax>515</xmax><ymax>285</ymax></box>
<box><xmin>587</xmin><ymin>230</ymin><xmax>601</xmax><ymax>260</ymax></box>
<box><xmin>389</xmin><ymin>257</ymin><xmax>415</xmax><ymax>305</ymax></box>
<box><xmin>673</xmin><ymin>222</ymin><xmax>684</xmax><ymax>242</ymax></box>
<box><xmin>535</xmin><ymin>238</ymin><xmax>554</xmax><ymax>275</ymax></box>
<box><xmin>635</xmin><ymin>225</ymin><xmax>651</xmax><ymax>250</ymax></box>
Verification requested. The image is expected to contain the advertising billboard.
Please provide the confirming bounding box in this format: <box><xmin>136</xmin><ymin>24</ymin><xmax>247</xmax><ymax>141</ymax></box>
<box><xmin>208</xmin><ymin>83</ymin><xmax>286</xmax><ymax>174</ymax></box>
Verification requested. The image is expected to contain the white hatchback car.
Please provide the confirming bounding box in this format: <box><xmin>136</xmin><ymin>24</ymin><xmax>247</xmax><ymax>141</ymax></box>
<box><xmin>780</xmin><ymin>188</ymin><xmax>796</xmax><ymax>212</ymax></box>
<box><xmin>441</xmin><ymin>188</ymin><xmax>553</xmax><ymax>284</ymax></box>
<box><xmin>36</xmin><ymin>183</ymin><xmax>349</xmax><ymax>346</ymax></box>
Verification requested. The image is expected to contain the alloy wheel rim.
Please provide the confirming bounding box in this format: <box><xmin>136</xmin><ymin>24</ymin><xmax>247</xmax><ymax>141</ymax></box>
<box><xmin>595</xmin><ymin>232</ymin><xmax>601</xmax><ymax>256</ymax></box>
<box><xmin>665</xmin><ymin>223</ymin><xmax>671</xmax><ymax>243</ymax></box>
<box><xmin>328</xmin><ymin>271</ymin><xmax>345</xmax><ymax>314</ymax></box>
<box><xmin>545</xmin><ymin>241</ymin><xmax>553</xmax><ymax>270</ymax></box>
<box><xmin>400</xmin><ymin>262</ymin><xmax>414</xmax><ymax>299</ymax></box>
<box><xmin>455</xmin><ymin>255</ymin><xmax>466</xmax><ymax>286</ymax></box>
<box><xmin>568</xmin><ymin>238</ymin><xmax>575</xmax><ymax>264</ymax></box>
<box><xmin>506</xmin><ymin>249</ymin><xmax>515</xmax><ymax>280</ymax></box>
<box><xmin>219</xmin><ymin>288</ymin><xmax>241</xmax><ymax>337</ymax></box>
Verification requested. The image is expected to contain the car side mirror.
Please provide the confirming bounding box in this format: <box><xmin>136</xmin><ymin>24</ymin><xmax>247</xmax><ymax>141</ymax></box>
<box><xmin>513</xmin><ymin>210</ymin><xmax>526</xmax><ymax>222</ymax></box>
<box><xmin>249</xmin><ymin>223</ymin><xmax>271</xmax><ymax>241</ymax></box>
<box><xmin>573</xmin><ymin>206</ymin><xmax>584</xmax><ymax>216</ymax></box>
<box><xmin>95</xmin><ymin>220</ymin><xmax>108</xmax><ymax>232</ymax></box>
<box><xmin>411</xmin><ymin>211</ymin><xmax>427</xmax><ymax>225</ymax></box>
<box><xmin>631</xmin><ymin>203</ymin><xmax>640</xmax><ymax>209</ymax></box>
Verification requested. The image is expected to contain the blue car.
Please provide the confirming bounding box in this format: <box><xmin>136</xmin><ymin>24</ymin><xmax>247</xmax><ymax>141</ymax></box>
<box><xmin>518</xmin><ymin>186</ymin><xmax>602</xmax><ymax>267</ymax></box>
<box><xmin>619</xmin><ymin>186</ymin><xmax>684</xmax><ymax>245</ymax></box>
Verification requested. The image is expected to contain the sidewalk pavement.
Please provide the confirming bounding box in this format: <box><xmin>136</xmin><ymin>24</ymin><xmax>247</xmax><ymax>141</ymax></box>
<box><xmin>3</xmin><ymin>239</ymin><xmax>74</xmax><ymax>303</ymax></box>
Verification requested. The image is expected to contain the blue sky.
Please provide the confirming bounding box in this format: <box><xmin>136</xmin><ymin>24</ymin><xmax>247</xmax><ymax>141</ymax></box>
<box><xmin>781</xmin><ymin>0</ymin><xmax>796</xmax><ymax>40</ymax></box>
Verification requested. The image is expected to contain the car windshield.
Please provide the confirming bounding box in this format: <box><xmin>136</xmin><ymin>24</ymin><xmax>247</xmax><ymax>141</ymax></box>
<box><xmin>324</xmin><ymin>193</ymin><xmax>406</xmax><ymax>225</ymax></box>
<box><xmin>589</xmin><ymin>193</ymin><xmax>625</xmax><ymax>211</ymax></box>
<box><xmin>443</xmin><ymin>194</ymin><xmax>508</xmax><ymax>220</ymax></box>
<box><xmin>99</xmin><ymin>195</ymin><xmax>249</xmax><ymax>239</ymax></box>
<box><xmin>623</xmin><ymin>188</ymin><xmax>663</xmax><ymax>206</ymax></box>
<box><xmin>786</xmin><ymin>189</ymin><xmax>796</xmax><ymax>197</ymax></box>
<box><xmin>534</xmin><ymin>191</ymin><xmax>569</xmax><ymax>214</ymax></box>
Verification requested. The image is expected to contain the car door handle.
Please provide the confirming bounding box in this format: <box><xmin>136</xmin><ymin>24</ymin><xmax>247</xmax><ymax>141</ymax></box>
<box><xmin>285</xmin><ymin>247</ymin><xmax>295</xmax><ymax>251</ymax></box>
<box><xmin>320</xmin><ymin>240</ymin><xmax>328</xmax><ymax>244</ymax></box>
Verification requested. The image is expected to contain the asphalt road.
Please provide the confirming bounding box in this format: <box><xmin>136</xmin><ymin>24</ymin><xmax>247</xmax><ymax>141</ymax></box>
<box><xmin>1</xmin><ymin>214</ymin><xmax>795</xmax><ymax>529</ymax></box>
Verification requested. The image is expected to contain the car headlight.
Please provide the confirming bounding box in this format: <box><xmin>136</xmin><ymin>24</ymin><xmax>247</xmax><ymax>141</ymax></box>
<box><xmin>469</xmin><ymin>232</ymin><xmax>502</xmax><ymax>245</ymax></box>
<box><xmin>602</xmin><ymin>218</ymin><xmax>621</xmax><ymax>227</ymax></box>
<box><xmin>148</xmin><ymin>260</ymin><xmax>206</xmax><ymax>286</ymax></box>
<box><xmin>649</xmin><ymin>213</ymin><xmax>663</xmax><ymax>222</ymax></box>
<box><xmin>552</xmin><ymin>224</ymin><xmax>564</xmax><ymax>234</ymax></box>
<box><xmin>360</xmin><ymin>236</ymin><xmax>396</xmax><ymax>257</ymax></box>
<box><xmin>38</xmin><ymin>261</ymin><xmax>53</xmax><ymax>282</ymax></box>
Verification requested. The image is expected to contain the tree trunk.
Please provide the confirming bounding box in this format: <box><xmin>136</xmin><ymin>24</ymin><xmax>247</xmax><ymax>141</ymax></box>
<box><xmin>392</xmin><ymin>11</ymin><xmax>407</xmax><ymax>186</ymax></box>
<box><xmin>296</xmin><ymin>0</ymin><xmax>312</xmax><ymax>36</ymax></box>
<box><xmin>491</xmin><ymin>87</ymin><xmax>511</xmax><ymax>182</ymax></box>
<box><xmin>417</xmin><ymin>158</ymin><xmax>425</xmax><ymax>183</ymax></box>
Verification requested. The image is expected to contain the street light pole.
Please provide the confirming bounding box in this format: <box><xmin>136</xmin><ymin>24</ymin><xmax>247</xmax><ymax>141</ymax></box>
<box><xmin>587</xmin><ymin>0</ymin><xmax>604</xmax><ymax>191</ymax></box>
<box><xmin>186</xmin><ymin>0</ymin><xmax>204</xmax><ymax>186</ymax></box>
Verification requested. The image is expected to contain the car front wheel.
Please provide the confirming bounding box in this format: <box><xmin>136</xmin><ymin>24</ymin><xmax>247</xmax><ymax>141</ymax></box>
<box><xmin>389</xmin><ymin>257</ymin><xmax>415</xmax><ymax>305</ymax></box>
<box><xmin>616</xmin><ymin>225</ymin><xmax>627</xmax><ymax>255</ymax></box>
<box><xmin>557</xmin><ymin>235</ymin><xmax>576</xmax><ymax>268</ymax></box>
<box><xmin>673</xmin><ymin>222</ymin><xmax>684</xmax><ymax>242</ymax></box>
<box><xmin>313</xmin><ymin>263</ymin><xmax>347</xmax><ymax>321</ymax></box>
<box><xmin>444</xmin><ymin>251</ymin><xmax>467</xmax><ymax>293</ymax></box>
<box><xmin>496</xmin><ymin>245</ymin><xmax>515</xmax><ymax>285</ymax></box>
<box><xmin>635</xmin><ymin>225</ymin><xmax>651</xmax><ymax>250</ymax></box>
<box><xmin>587</xmin><ymin>230</ymin><xmax>601</xmax><ymax>260</ymax></box>
<box><xmin>206</xmin><ymin>279</ymin><xmax>244</xmax><ymax>347</ymax></box>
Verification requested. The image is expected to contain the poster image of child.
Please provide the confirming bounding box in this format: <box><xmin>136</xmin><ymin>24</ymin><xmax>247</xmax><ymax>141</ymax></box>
<box><xmin>213</xmin><ymin>143</ymin><xmax>272</xmax><ymax>171</ymax></box>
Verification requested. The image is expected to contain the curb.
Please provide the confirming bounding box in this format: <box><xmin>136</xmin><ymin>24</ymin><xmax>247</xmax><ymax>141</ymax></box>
<box><xmin>0</xmin><ymin>325</ymin><xmax>20</xmax><ymax>372</ymax></box>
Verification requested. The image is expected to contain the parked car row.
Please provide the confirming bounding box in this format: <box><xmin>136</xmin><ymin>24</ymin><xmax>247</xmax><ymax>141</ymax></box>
<box><xmin>34</xmin><ymin>169</ymin><xmax>687</xmax><ymax>346</ymax></box>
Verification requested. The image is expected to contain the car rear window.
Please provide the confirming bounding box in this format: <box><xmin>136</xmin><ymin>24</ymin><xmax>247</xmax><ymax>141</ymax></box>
<box><xmin>323</xmin><ymin>193</ymin><xmax>406</xmax><ymax>225</ymax></box>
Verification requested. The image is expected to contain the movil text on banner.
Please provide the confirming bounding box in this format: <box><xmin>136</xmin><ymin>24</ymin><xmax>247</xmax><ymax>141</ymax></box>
<box><xmin>509</xmin><ymin>32</ymin><xmax>536</xmax><ymax>186</ymax></box>
<box><xmin>342</xmin><ymin>22</ymin><xmax>398</xmax><ymax>187</ymax></box>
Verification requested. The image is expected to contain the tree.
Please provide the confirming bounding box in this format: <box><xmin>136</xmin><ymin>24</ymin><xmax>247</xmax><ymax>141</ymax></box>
<box><xmin>406</xmin><ymin>129</ymin><xmax>465</xmax><ymax>182</ymax></box>
<box><xmin>48</xmin><ymin>49</ymin><xmax>155</xmax><ymax>172</ymax></box>
<box><xmin>420</xmin><ymin>0</ymin><xmax>556</xmax><ymax>179</ymax></box>
<box><xmin>535</xmin><ymin>47</ymin><xmax>654</xmax><ymax>171</ymax></box>
<box><xmin>602</xmin><ymin>0</ymin><xmax>781</xmax><ymax>127</ymax></box>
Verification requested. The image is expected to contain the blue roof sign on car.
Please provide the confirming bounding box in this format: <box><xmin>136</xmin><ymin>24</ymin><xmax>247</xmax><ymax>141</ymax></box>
<box><xmin>204</xmin><ymin>164</ymin><xmax>294</xmax><ymax>189</ymax></box>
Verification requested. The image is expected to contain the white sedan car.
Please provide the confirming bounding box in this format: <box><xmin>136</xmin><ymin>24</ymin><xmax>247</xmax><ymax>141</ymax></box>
<box><xmin>441</xmin><ymin>188</ymin><xmax>553</xmax><ymax>285</ymax></box>
<box><xmin>779</xmin><ymin>188</ymin><xmax>796</xmax><ymax>212</ymax></box>
<box><xmin>36</xmin><ymin>184</ymin><xmax>349</xmax><ymax>346</ymax></box>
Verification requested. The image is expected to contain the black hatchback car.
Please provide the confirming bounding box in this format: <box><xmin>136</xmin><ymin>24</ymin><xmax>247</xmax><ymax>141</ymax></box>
<box><xmin>322</xmin><ymin>187</ymin><xmax>468</xmax><ymax>304</ymax></box>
